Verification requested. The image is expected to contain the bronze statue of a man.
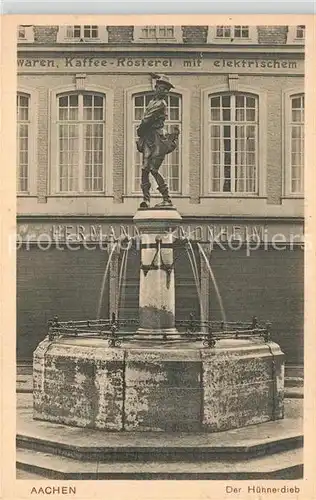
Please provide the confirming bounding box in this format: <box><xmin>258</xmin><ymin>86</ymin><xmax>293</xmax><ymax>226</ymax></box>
<box><xmin>136</xmin><ymin>75</ymin><xmax>180</xmax><ymax>208</ymax></box>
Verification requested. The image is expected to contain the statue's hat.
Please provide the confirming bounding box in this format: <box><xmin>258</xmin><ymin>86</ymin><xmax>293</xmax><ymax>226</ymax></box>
<box><xmin>155</xmin><ymin>74</ymin><xmax>175</xmax><ymax>89</ymax></box>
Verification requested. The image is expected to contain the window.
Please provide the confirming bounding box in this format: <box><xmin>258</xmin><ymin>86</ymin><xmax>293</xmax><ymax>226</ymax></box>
<box><xmin>133</xmin><ymin>26</ymin><xmax>182</xmax><ymax>43</ymax></box>
<box><xmin>207</xmin><ymin>25</ymin><xmax>257</xmax><ymax>44</ymax></box>
<box><xmin>216</xmin><ymin>25</ymin><xmax>249</xmax><ymax>39</ymax></box>
<box><xmin>17</xmin><ymin>94</ymin><xmax>30</xmax><ymax>192</ymax></box>
<box><xmin>289</xmin><ymin>94</ymin><xmax>304</xmax><ymax>194</ymax></box>
<box><xmin>66</xmin><ymin>25</ymin><xmax>98</xmax><ymax>40</ymax></box>
<box><xmin>296</xmin><ymin>25</ymin><xmax>305</xmax><ymax>39</ymax></box>
<box><xmin>141</xmin><ymin>26</ymin><xmax>174</xmax><ymax>39</ymax></box>
<box><xmin>287</xmin><ymin>25</ymin><xmax>305</xmax><ymax>44</ymax></box>
<box><xmin>56</xmin><ymin>92</ymin><xmax>105</xmax><ymax>193</ymax></box>
<box><xmin>57</xmin><ymin>25</ymin><xmax>108</xmax><ymax>43</ymax></box>
<box><xmin>132</xmin><ymin>92</ymin><xmax>182</xmax><ymax>193</ymax></box>
<box><xmin>17</xmin><ymin>25</ymin><xmax>34</xmax><ymax>43</ymax></box>
<box><xmin>208</xmin><ymin>93</ymin><xmax>258</xmax><ymax>194</ymax></box>
<box><xmin>18</xmin><ymin>26</ymin><xmax>26</xmax><ymax>39</ymax></box>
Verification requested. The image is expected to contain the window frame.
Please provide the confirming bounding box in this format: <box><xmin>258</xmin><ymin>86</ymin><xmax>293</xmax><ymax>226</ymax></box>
<box><xmin>16</xmin><ymin>89</ymin><xmax>37</xmax><ymax>196</ymax></box>
<box><xmin>17</xmin><ymin>25</ymin><xmax>34</xmax><ymax>43</ymax></box>
<box><xmin>56</xmin><ymin>25</ymin><xmax>108</xmax><ymax>43</ymax></box>
<box><xmin>287</xmin><ymin>25</ymin><xmax>305</xmax><ymax>44</ymax></box>
<box><xmin>49</xmin><ymin>84</ymin><xmax>113</xmax><ymax>196</ymax></box>
<box><xmin>282</xmin><ymin>88</ymin><xmax>305</xmax><ymax>198</ymax></box>
<box><xmin>207</xmin><ymin>25</ymin><xmax>258</xmax><ymax>44</ymax></box>
<box><xmin>124</xmin><ymin>84</ymin><xmax>190</xmax><ymax>198</ymax></box>
<box><xmin>201</xmin><ymin>84</ymin><xmax>267</xmax><ymax>198</ymax></box>
<box><xmin>133</xmin><ymin>25</ymin><xmax>182</xmax><ymax>43</ymax></box>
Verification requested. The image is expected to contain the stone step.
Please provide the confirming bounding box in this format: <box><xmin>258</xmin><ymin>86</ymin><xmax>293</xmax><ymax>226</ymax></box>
<box><xmin>17</xmin><ymin>409</ymin><xmax>303</xmax><ymax>462</ymax></box>
<box><xmin>16</xmin><ymin>431</ymin><xmax>303</xmax><ymax>462</ymax></box>
<box><xmin>284</xmin><ymin>365</ymin><xmax>304</xmax><ymax>379</ymax></box>
<box><xmin>17</xmin><ymin>433</ymin><xmax>303</xmax><ymax>463</ymax></box>
<box><xmin>285</xmin><ymin>377</ymin><xmax>304</xmax><ymax>388</ymax></box>
<box><xmin>16</xmin><ymin>374</ymin><xmax>33</xmax><ymax>393</ymax></box>
<box><xmin>16</xmin><ymin>447</ymin><xmax>303</xmax><ymax>480</ymax></box>
<box><xmin>284</xmin><ymin>387</ymin><xmax>304</xmax><ymax>399</ymax></box>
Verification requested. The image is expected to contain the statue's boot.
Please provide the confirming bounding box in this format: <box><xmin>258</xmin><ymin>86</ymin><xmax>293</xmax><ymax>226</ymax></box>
<box><xmin>153</xmin><ymin>171</ymin><xmax>173</xmax><ymax>207</ymax></box>
<box><xmin>140</xmin><ymin>172</ymin><xmax>151</xmax><ymax>208</ymax></box>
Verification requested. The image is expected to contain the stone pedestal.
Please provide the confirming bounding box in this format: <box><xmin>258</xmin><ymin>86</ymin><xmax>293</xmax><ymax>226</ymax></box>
<box><xmin>133</xmin><ymin>208</ymin><xmax>182</xmax><ymax>339</ymax></box>
<box><xmin>33</xmin><ymin>337</ymin><xmax>284</xmax><ymax>432</ymax></box>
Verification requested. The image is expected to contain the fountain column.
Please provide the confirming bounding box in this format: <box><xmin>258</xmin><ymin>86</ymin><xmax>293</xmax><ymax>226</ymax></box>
<box><xmin>133</xmin><ymin>207</ymin><xmax>182</xmax><ymax>339</ymax></box>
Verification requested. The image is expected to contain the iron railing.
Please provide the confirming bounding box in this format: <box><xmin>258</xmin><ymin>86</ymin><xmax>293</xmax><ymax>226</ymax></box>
<box><xmin>47</xmin><ymin>314</ymin><xmax>272</xmax><ymax>348</ymax></box>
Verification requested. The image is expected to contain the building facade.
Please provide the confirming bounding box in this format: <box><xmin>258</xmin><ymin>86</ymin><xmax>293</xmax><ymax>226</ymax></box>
<box><xmin>17</xmin><ymin>24</ymin><xmax>304</xmax><ymax>365</ymax></box>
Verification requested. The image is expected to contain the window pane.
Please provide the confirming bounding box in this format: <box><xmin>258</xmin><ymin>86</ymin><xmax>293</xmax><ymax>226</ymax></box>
<box><xmin>59</xmin><ymin>96</ymin><xmax>68</xmax><ymax>107</ymax></box>
<box><xmin>210</xmin><ymin>125</ymin><xmax>220</xmax><ymax>138</ymax></box>
<box><xmin>292</xmin><ymin>97</ymin><xmax>302</xmax><ymax>109</ymax></box>
<box><xmin>222</xmin><ymin>96</ymin><xmax>230</xmax><ymax>107</ymax></box>
<box><xmin>74</xmin><ymin>26</ymin><xmax>81</xmax><ymax>38</ymax></box>
<box><xmin>211</xmin><ymin>108</ymin><xmax>221</xmax><ymax>121</ymax></box>
<box><xmin>246</xmin><ymin>96</ymin><xmax>255</xmax><ymax>108</ymax></box>
<box><xmin>134</xmin><ymin>96</ymin><xmax>143</xmax><ymax>107</ymax></box>
<box><xmin>93</xmin><ymin>108</ymin><xmax>103</xmax><ymax>120</ymax></box>
<box><xmin>18</xmin><ymin>26</ymin><xmax>26</xmax><ymax>39</ymax></box>
<box><xmin>159</xmin><ymin>27</ymin><xmax>166</xmax><ymax>37</ymax></box>
<box><xmin>236</xmin><ymin>95</ymin><xmax>244</xmax><ymax>108</ymax></box>
<box><xmin>223</xmin><ymin>125</ymin><xmax>231</xmax><ymax>138</ymax></box>
<box><xmin>59</xmin><ymin>108</ymin><xmax>68</xmax><ymax>121</ymax></box>
<box><xmin>94</xmin><ymin>95</ymin><xmax>103</xmax><ymax>107</ymax></box>
<box><xmin>169</xmin><ymin>107</ymin><xmax>179</xmax><ymax>120</ymax></box>
<box><xmin>236</xmin><ymin>109</ymin><xmax>245</xmax><ymax>121</ymax></box>
<box><xmin>19</xmin><ymin>95</ymin><xmax>29</xmax><ymax>107</ymax></box>
<box><xmin>169</xmin><ymin>96</ymin><xmax>178</xmax><ymax>107</ymax></box>
<box><xmin>84</xmin><ymin>107</ymin><xmax>93</xmax><ymax>120</ymax></box>
<box><xmin>246</xmin><ymin>109</ymin><xmax>255</xmax><ymax>121</ymax></box>
<box><xmin>66</xmin><ymin>26</ymin><xmax>74</xmax><ymax>38</ymax></box>
<box><xmin>134</xmin><ymin>108</ymin><xmax>143</xmax><ymax>121</ymax></box>
<box><xmin>83</xmin><ymin>94</ymin><xmax>93</xmax><ymax>107</ymax></box>
<box><xmin>149</xmin><ymin>27</ymin><xmax>156</xmax><ymax>38</ymax></box>
<box><xmin>222</xmin><ymin>109</ymin><xmax>231</xmax><ymax>121</ymax></box>
<box><xmin>211</xmin><ymin>96</ymin><xmax>221</xmax><ymax>108</ymax></box>
<box><xmin>84</xmin><ymin>26</ymin><xmax>91</xmax><ymax>38</ymax></box>
<box><xmin>69</xmin><ymin>95</ymin><xmax>78</xmax><ymax>107</ymax></box>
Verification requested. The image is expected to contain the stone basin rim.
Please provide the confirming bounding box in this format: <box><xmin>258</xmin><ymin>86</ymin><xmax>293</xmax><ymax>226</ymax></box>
<box><xmin>42</xmin><ymin>336</ymin><xmax>281</xmax><ymax>352</ymax></box>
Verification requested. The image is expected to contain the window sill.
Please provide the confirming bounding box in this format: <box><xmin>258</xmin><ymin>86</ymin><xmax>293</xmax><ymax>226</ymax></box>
<box><xmin>133</xmin><ymin>38</ymin><xmax>180</xmax><ymax>43</ymax></box>
<box><xmin>281</xmin><ymin>195</ymin><xmax>304</xmax><ymax>199</ymax></box>
<box><xmin>59</xmin><ymin>39</ymin><xmax>106</xmax><ymax>43</ymax></box>
<box><xmin>124</xmin><ymin>194</ymin><xmax>189</xmax><ymax>198</ymax></box>
<box><xmin>200</xmin><ymin>194</ymin><xmax>267</xmax><ymax>199</ymax></box>
<box><xmin>48</xmin><ymin>193</ymin><xmax>111</xmax><ymax>197</ymax></box>
<box><xmin>208</xmin><ymin>38</ymin><xmax>256</xmax><ymax>44</ymax></box>
<box><xmin>288</xmin><ymin>38</ymin><xmax>305</xmax><ymax>44</ymax></box>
